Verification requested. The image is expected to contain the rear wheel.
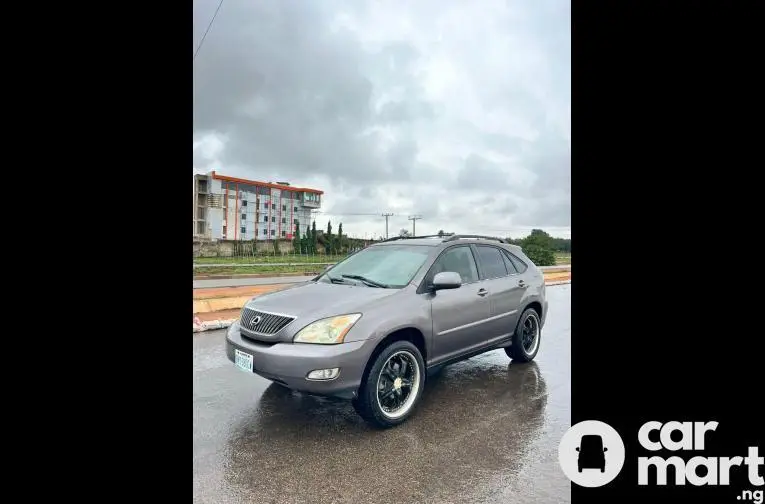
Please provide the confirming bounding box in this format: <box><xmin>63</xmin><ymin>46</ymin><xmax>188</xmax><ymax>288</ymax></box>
<box><xmin>505</xmin><ymin>308</ymin><xmax>542</xmax><ymax>362</ymax></box>
<box><xmin>353</xmin><ymin>340</ymin><xmax>426</xmax><ymax>428</ymax></box>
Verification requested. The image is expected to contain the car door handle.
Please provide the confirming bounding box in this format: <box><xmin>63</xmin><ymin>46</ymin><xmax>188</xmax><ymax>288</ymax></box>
<box><xmin>477</xmin><ymin>288</ymin><xmax>489</xmax><ymax>297</ymax></box>
<box><xmin>518</xmin><ymin>280</ymin><xmax>527</xmax><ymax>288</ymax></box>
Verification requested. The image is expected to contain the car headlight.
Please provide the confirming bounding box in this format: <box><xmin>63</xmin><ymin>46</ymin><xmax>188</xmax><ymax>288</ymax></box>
<box><xmin>293</xmin><ymin>314</ymin><xmax>362</xmax><ymax>344</ymax></box>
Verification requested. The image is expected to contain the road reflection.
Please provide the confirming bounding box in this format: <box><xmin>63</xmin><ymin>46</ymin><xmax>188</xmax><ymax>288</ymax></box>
<box><xmin>223</xmin><ymin>358</ymin><xmax>549</xmax><ymax>504</ymax></box>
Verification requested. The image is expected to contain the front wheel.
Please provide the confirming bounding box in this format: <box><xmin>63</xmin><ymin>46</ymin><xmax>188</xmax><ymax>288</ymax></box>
<box><xmin>505</xmin><ymin>308</ymin><xmax>542</xmax><ymax>362</ymax></box>
<box><xmin>353</xmin><ymin>340</ymin><xmax>426</xmax><ymax>428</ymax></box>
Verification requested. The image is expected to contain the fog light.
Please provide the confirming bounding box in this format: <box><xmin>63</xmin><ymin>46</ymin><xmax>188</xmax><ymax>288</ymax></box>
<box><xmin>307</xmin><ymin>368</ymin><xmax>340</xmax><ymax>380</ymax></box>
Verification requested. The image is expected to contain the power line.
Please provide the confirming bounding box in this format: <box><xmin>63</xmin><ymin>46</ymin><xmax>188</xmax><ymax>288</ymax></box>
<box><xmin>193</xmin><ymin>0</ymin><xmax>225</xmax><ymax>62</ymax></box>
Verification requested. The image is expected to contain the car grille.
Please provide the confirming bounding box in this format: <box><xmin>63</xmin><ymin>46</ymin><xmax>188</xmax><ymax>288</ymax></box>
<box><xmin>240</xmin><ymin>307</ymin><xmax>295</xmax><ymax>335</ymax></box>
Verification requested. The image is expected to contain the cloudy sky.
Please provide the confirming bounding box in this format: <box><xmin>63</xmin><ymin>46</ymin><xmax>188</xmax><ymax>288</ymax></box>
<box><xmin>193</xmin><ymin>0</ymin><xmax>570</xmax><ymax>240</ymax></box>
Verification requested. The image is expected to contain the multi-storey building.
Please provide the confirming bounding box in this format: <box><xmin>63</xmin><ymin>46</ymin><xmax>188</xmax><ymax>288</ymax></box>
<box><xmin>192</xmin><ymin>171</ymin><xmax>323</xmax><ymax>241</ymax></box>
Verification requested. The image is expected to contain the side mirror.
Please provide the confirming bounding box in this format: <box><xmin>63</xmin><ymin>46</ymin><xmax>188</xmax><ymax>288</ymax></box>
<box><xmin>603</xmin><ymin>447</ymin><xmax>608</xmax><ymax>452</ymax></box>
<box><xmin>432</xmin><ymin>271</ymin><xmax>462</xmax><ymax>290</ymax></box>
<box><xmin>575</xmin><ymin>447</ymin><xmax>580</xmax><ymax>452</ymax></box>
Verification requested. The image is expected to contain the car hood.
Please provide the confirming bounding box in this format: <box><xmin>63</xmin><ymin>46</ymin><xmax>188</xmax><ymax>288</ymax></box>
<box><xmin>243</xmin><ymin>280</ymin><xmax>402</xmax><ymax>323</ymax></box>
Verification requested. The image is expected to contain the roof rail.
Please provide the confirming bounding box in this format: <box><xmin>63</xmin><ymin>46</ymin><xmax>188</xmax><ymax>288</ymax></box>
<box><xmin>442</xmin><ymin>234</ymin><xmax>507</xmax><ymax>244</ymax></box>
<box><xmin>380</xmin><ymin>234</ymin><xmax>446</xmax><ymax>243</ymax></box>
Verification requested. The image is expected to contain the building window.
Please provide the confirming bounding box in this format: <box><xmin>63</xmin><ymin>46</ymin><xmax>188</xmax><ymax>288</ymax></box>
<box><xmin>270</xmin><ymin>229</ymin><xmax>275</xmax><ymax>236</ymax></box>
<box><xmin>293</xmin><ymin>207</ymin><xmax>298</xmax><ymax>212</ymax></box>
<box><xmin>263</xmin><ymin>203</ymin><xmax>268</xmax><ymax>210</ymax></box>
<box><xmin>281</xmin><ymin>230</ymin><xmax>286</xmax><ymax>237</ymax></box>
<box><xmin>222</xmin><ymin>226</ymin><xmax>227</xmax><ymax>235</ymax></box>
<box><xmin>263</xmin><ymin>216</ymin><xmax>267</xmax><ymax>222</ymax></box>
<box><xmin>263</xmin><ymin>229</ymin><xmax>267</xmax><ymax>236</ymax></box>
<box><xmin>281</xmin><ymin>218</ymin><xmax>286</xmax><ymax>224</ymax></box>
<box><xmin>294</xmin><ymin>219</ymin><xmax>299</xmax><ymax>224</ymax></box>
<box><xmin>271</xmin><ymin>203</ymin><xmax>275</xmax><ymax>209</ymax></box>
<box><xmin>241</xmin><ymin>214</ymin><xmax>246</xmax><ymax>221</ymax></box>
<box><xmin>271</xmin><ymin>216</ymin><xmax>275</xmax><ymax>222</ymax></box>
<box><xmin>242</xmin><ymin>200</ymin><xmax>247</xmax><ymax>207</ymax></box>
<box><xmin>282</xmin><ymin>205</ymin><xmax>286</xmax><ymax>211</ymax></box>
<box><xmin>241</xmin><ymin>227</ymin><xmax>246</xmax><ymax>234</ymax></box>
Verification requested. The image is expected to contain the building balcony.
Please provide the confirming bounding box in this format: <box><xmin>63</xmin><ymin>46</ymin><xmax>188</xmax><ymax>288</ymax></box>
<box><xmin>302</xmin><ymin>199</ymin><xmax>321</xmax><ymax>208</ymax></box>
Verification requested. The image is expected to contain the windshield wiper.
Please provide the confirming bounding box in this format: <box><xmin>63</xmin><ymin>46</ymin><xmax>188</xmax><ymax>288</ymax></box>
<box><xmin>341</xmin><ymin>274</ymin><xmax>390</xmax><ymax>288</ymax></box>
<box><xmin>326</xmin><ymin>274</ymin><xmax>347</xmax><ymax>284</ymax></box>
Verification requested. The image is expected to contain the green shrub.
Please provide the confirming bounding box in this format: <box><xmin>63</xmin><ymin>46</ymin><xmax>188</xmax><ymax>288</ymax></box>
<box><xmin>521</xmin><ymin>244</ymin><xmax>556</xmax><ymax>266</ymax></box>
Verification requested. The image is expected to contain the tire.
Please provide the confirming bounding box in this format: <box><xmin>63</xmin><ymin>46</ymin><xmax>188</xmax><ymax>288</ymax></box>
<box><xmin>353</xmin><ymin>340</ymin><xmax>426</xmax><ymax>428</ymax></box>
<box><xmin>505</xmin><ymin>308</ymin><xmax>542</xmax><ymax>362</ymax></box>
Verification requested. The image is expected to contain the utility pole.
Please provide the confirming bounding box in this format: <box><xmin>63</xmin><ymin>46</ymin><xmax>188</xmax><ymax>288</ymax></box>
<box><xmin>408</xmin><ymin>215</ymin><xmax>422</xmax><ymax>236</ymax></box>
<box><xmin>381</xmin><ymin>213</ymin><xmax>393</xmax><ymax>239</ymax></box>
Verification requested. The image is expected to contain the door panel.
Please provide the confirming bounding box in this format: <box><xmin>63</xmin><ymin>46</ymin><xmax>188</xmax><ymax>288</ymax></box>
<box><xmin>426</xmin><ymin>245</ymin><xmax>492</xmax><ymax>364</ymax></box>
<box><xmin>480</xmin><ymin>276</ymin><xmax>524</xmax><ymax>342</ymax></box>
<box><xmin>430</xmin><ymin>286</ymin><xmax>491</xmax><ymax>363</ymax></box>
<box><xmin>473</xmin><ymin>245</ymin><xmax>525</xmax><ymax>341</ymax></box>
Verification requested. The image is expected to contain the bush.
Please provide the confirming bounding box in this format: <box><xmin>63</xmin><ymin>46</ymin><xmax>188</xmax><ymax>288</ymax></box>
<box><xmin>521</xmin><ymin>244</ymin><xmax>556</xmax><ymax>266</ymax></box>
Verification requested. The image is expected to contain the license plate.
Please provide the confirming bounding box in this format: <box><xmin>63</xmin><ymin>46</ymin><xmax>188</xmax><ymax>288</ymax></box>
<box><xmin>234</xmin><ymin>349</ymin><xmax>253</xmax><ymax>373</ymax></box>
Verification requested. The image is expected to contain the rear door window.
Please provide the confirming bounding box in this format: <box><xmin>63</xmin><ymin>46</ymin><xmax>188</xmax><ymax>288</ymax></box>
<box><xmin>475</xmin><ymin>246</ymin><xmax>509</xmax><ymax>280</ymax></box>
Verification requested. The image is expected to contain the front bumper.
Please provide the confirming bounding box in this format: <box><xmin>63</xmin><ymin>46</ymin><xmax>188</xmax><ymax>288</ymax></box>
<box><xmin>225</xmin><ymin>322</ymin><xmax>372</xmax><ymax>399</ymax></box>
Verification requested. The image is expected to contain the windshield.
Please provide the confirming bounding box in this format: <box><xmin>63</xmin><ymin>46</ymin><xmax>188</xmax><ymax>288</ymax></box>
<box><xmin>319</xmin><ymin>245</ymin><xmax>432</xmax><ymax>288</ymax></box>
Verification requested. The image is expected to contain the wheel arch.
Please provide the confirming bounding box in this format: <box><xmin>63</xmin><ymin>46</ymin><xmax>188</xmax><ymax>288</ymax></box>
<box><xmin>358</xmin><ymin>327</ymin><xmax>427</xmax><ymax>389</ymax></box>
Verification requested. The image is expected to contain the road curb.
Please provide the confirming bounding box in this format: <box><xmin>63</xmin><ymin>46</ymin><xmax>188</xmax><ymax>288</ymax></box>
<box><xmin>192</xmin><ymin>280</ymin><xmax>572</xmax><ymax>333</ymax></box>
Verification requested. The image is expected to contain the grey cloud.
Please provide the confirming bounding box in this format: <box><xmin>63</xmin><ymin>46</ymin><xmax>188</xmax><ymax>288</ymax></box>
<box><xmin>377</xmin><ymin>101</ymin><xmax>435</xmax><ymax>124</ymax></box>
<box><xmin>455</xmin><ymin>154</ymin><xmax>512</xmax><ymax>191</ymax></box>
<box><xmin>194</xmin><ymin>0</ymin><xmax>570</xmax><ymax>234</ymax></box>
<box><xmin>194</xmin><ymin>0</ymin><xmax>428</xmax><ymax>185</ymax></box>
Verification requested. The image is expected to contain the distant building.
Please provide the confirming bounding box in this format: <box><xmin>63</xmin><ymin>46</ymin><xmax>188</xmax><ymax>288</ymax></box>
<box><xmin>193</xmin><ymin>171</ymin><xmax>323</xmax><ymax>241</ymax></box>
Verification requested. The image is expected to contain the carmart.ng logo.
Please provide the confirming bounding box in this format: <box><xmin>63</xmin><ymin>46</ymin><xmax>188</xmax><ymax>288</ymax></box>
<box><xmin>559</xmin><ymin>419</ymin><xmax>765</xmax><ymax>500</ymax></box>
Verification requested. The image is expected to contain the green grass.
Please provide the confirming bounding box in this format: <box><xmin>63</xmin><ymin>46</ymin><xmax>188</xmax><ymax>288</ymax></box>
<box><xmin>554</xmin><ymin>252</ymin><xmax>571</xmax><ymax>264</ymax></box>
<box><xmin>193</xmin><ymin>254</ymin><xmax>347</xmax><ymax>265</ymax></box>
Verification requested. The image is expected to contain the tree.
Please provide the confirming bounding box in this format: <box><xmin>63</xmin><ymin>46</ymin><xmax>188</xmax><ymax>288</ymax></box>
<box><xmin>311</xmin><ymin>221</ymin><xmax>318</xmax><ymax>253</ymax></box>
<box><xmin>337</xmin><ymin>223</ymin><xmax>344</xmax><ymax>253</ymax></box>
<box><xmin>517</xmin><ymin>229</ymin><xmax>556</xmax><ymax>266</ymax></box>
<box><xmin>326</xmin><ymin>221</ymin><xmax>333</xmax><ymax>253</ymax></box>
<box><xmin>521</xmin><ymin>244</ymin><xmax>556</xmax><ymax>266</ymax></box>
<box><xmin>399</xmin><ymin>229</ymin><xmax>410</xmax><ymax>237</ymax></box>
<box><xmin>293</xmin><ymin>221</ymin><xmax>301</xmax><ymax>253</ymax></box>
<box><xmin>523</xmin><ymin>229</ymin><xmax>554</xmax><ymax>249</ymax></box>
<box><xmin>437</xmin><ymin>229</ymin><xmax>444</xmax><ymax>237</ymax></box>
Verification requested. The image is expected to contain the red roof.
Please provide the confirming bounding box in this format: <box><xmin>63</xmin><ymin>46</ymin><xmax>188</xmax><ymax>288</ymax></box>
<box><xmin>210</xmin><ymin>171</ymin><xmax>323</xmax><ymax>195</ymax></box>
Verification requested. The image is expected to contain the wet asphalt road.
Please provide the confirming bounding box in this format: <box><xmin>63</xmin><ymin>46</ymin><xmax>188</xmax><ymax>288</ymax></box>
<box><xmin>193</xmin><ymin>284</ymin><xmax>571</xmax><ymax>504</ymax></box>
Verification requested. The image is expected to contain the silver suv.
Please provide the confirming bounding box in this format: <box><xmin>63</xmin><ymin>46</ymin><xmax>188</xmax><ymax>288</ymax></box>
<box><xmin>225</xmin><ymin>234</ymin><xmax>548</xmax><ymax>428</ymax></box>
